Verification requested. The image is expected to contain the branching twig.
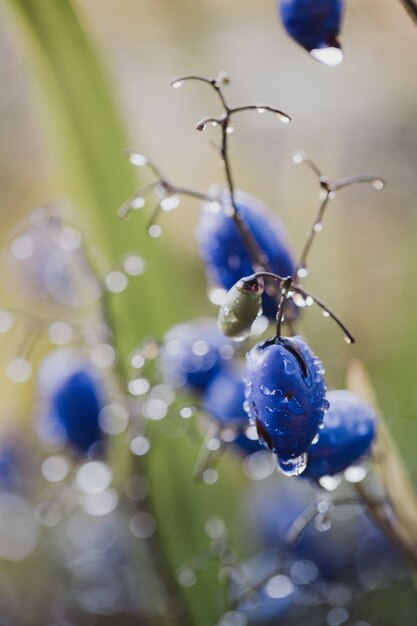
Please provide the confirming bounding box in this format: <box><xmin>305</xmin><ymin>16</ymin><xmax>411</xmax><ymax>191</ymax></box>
<box><xmin>292</xmin><ymin>151</ymin><xmax>384</xmax><ymax>278</ymax></box>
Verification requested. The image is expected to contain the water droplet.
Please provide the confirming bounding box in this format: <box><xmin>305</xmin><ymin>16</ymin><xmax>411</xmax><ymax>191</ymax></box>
<box><xmin>344</xmin><ymin>465</ymin><xmax>367</xmax><ymax>483</ymax></box>
<box><xmin>207</xmin><ymin>438</ymin><xmax>221</xmax><ymax>452</ymax></box>
<box><xmin>202</xmin><ymin>469</ymin><xmax>218</xmax><ymax>484</ymax></box>
<box><xmin>58</xmin><ymin>227</ymin><xmax>81</xmax><ymax>250</ymax></box>
<box><xmin>283</xmin><ymin>357</ymin><xmax>296</xmax><ymax>374</ymax></box>
<box><xmin>312</xmin><ymin>433</ymin><xmax>320</xmax><ymax>445</ymax></box>
<box><xmin>256</xmin><ymin>106</ymin><xmax>266</xmax><ymax>114</ymax></box>
<box><xmin>180</xmin><ymin>406</ymin><xmax>194</xmax><ymax>419</ymax></box>
<box><xmin>281</xmin><ymin>393</ymin><xmax>304</xmax><ymax>415</ymax></box>
<box><xmin>10</xmin><ymin>236</ymin><xmax>34</xmax><ymax>260</ymax></box>
<box><xmin>41</xmin><ymin>456</ymin><xmax>69</xmax><ymax>483</ymax></box>
<box><xmin>260</xmin><ymin>385</ymin><xmax>282</xmax><ymax>397</ymax></box>
<box><xmin>315</xmin><ymin>514</ymin><xmax>332</xmax><ymax>533</ymax></box>
<box><xmin>305</xmin><ymin>296</ymin><xmax>314</xmax><ymax>306</ymax></box>
<box><xmin>128</xmin><ymin>378</ymin><xmax>150</xmax><ymax>396</ymax></box>
<box><xmin>310</xmin><ymin>47</ymin><xmax>343</xmax><ymax>67</ymax></box>
<box><xmin>292</xmin><ymin>153</ymin><xmax>304</xmax><ymax>164</ymax></box>
<box><xmin>314</xmin><ymin>222</ymin><xmax>323</xmax><ymax>233</ymax></box>
<box><xmin>148</xmin><ymin>224</ymin><xmax>162</xmax><ymax>238</ymax></box>
<box><xmin>132</xmin><ymin>196</ymin><xmax>145</xmax><ymax>209</ymax></box>
<box><xmin>129</xmin><ymin>152</ymin><xmax>148</xmax><ymax>166</ymax></box>
<box><xmin>131</xmin><ymin>353</ymin><xmax>145</xmax><ymax>369</ymax></box>
<box><xmin>105</xmin><ymin>271</ymin><xmax>128</xmax><ymax>293</ymax></box>
<box><xmin>372</xmin><ymin>179</ymin><xmax>384</xmax><ymax>190</ymax></box>
<box><xmin>130</xmin><ymin>436</ymin><xmax>151</xmax><ymax>456</ymax></box>
<box><xmin>322</xmin><ymin>310</ymin><xmax>330</xmax><ymax>318</ymax></box>
<box><xmin>277</xmin><ymin>453</ymin><xmax>308</xmax><ymax>477</ymax></box>
<box><xmin>172</xmin><ymin>80</ymin><xmax>184</xmax><ymax>89</ymax></box>
<box><xmin>204</xmin><ymin>517</ymin><xmax>225</xmax><ymax>538</ymax></box>
<box><xmin>6</xmin><ymin>358</ymin><xmax>32</xmax><ymax>383</ymax></box>
<box><xmin>277</xmin><ymin>112</ymin><xmax>291</xmax><ymax>124</ymax></box>
<box><xmin>210</xmin><ymin>120</ymin><xmax>218</xmax><ymax>127</ymax></box>
<box><xmin>0</xmin><ymin>310</ymin><xmax>14</xmax><ymax>333</ymax></box>
<box><xmin>48</xmin><ymin>321</ymin><xmax>73</xmax><ymax>345</ymax></box>
<box><xmin>297</xmin><ymin>267</ymin><xmax>308</xmax><ymax>279</ymax></box>
<box><xmin>91</xmin><ymin>343</ymin><xmax>116</xmax><ymax>368</ymax></box>
<box><xmin>319</xmin><ymin>475</ymin><xmax>341</xmax><ymax>491</ymax></box>
<box><xmin>344</xmin><ymin>336</ymin><xmax>353</xmax><ymax>345</ymax></box>
<box><xmin>161</xmin><ymin>195</ymin><xmax>180</xmax><ymax>212</ymax></box>
<box><xmin>75</xmin><ymin>461</ymin><xmax>112</xmax><ymax>494</ymax></box>
<box><xmin>129</xmin><ymin>512</ymin><xmax>156</xmax><ymax>538</ymax></box>
<box><xmin>226</xmin><ymin>126</ymin><xmax>234</xmax><ymax>134</ymax></box>
<box><xmin>265</xmin><ymin>574</ymin><xmax>294</xmax><ymax>599</ymax></box>
<box><xmin>178</xmin><ymin>569</ymin><xmax>197</xmax><ymax>587</ymax></box>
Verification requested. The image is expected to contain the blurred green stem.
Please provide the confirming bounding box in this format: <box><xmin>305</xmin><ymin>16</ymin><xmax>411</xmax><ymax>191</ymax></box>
<box><xmin>2</xmin><ymin>1</ymin><xmax>211</xmax><ymax>624</ymax></box>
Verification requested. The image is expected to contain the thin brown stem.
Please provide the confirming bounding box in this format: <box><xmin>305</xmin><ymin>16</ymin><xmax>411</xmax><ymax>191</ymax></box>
<box><xmin>293</xmin><ymin>152</ymin><xmax>384</xmax><ymax>277</ymax></box>
<box><xmin>399</xmin><ymin>0</ymin><xmax>417</xmax><ymax>23</ymax></box>
<box><xmin>297</xmin><ymin>193</ymin><xmax>330</xmax><ymax>277</ymax></box>
<box><xmin>173</xmin><ymin>72</ymin><xmax>290</xmax><ymax>276</ymax></box>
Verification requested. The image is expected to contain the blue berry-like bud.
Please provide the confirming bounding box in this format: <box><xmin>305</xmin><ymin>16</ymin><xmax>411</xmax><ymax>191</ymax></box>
<box><xmin>302</xmin><ymin>389</ymin><xmax>377</xmax><ymax>480</ymax></box>
<box><xmin>203</xmin><ymin>367</ymin><xmax>263</xmax><ymax>456</ymax></box>
<box><xmin>37</xmin><ymin>349</ymin><xmax>104</xmax><ymax>454</ymax></box>
<box><xmin>279</xmin><ymin>0</ymin><xmax>345</xmax><ymax>66</ymax></box>
<box><xmin>196</xmin><ymin>192</ymin><xmax>296</xmax><ymax>319</ymax></box>
<box><xmin>159</xmin><ymin>318</ymin><xmax>235</xmax><ymax>393</ymax></box>
<box><xmin>245</xmin><ymin>335</ymin><xmax>328</xmax><ymax>475</ymax></box>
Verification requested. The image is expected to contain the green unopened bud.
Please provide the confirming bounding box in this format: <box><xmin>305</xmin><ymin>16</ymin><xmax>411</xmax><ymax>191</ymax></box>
<box><xmin>218</xmin><ymin>276</ymin><xmax>264</xmax><ymax>340</ymax></box>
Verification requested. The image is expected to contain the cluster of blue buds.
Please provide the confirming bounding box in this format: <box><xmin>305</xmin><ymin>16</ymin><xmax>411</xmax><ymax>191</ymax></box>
<box><xmin>202</xmin><ymin>366</ymin><xmax>263</xmax><ymax>456</ymax></box>
<box><xmin>301</xmin><ymin>389</ymin><xmax>378</xmax><ymax>480</ymax></box>
<box><xmin>159</xmin><ymin>318</ymin><xmax>261</xmax><ymax>455</ymax></box>
<box><xmin>196</xmin><ymin>191</ymin><xmax>296</xmax><ymax>319</ymax></box>
<box><xmin>158</xmin><ymin>318</ymin><xmax>235</xmax><ymax>392</ymax></box>
<box><xmin>36</xmin><ymin>349</ymin><xmax>105</xmax><ymax>455</ymax></box>
<box><xmin>278</xmin><ymin>0</ymin><xmax>345</xmax><ymax>66</ymax></box>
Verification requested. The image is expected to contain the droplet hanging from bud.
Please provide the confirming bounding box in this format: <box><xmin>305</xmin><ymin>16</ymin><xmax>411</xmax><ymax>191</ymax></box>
<box><xmin>218</xmin><ymin>276</ymin><xmax>264</xmax><ymax>340</ymax></box>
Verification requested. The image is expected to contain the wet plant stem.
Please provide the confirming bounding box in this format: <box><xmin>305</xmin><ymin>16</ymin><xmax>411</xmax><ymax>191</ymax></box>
<box><xmin>400</xmin><ymin>0</ymin><xmax>417</xmax><ymax>23</ymax></box>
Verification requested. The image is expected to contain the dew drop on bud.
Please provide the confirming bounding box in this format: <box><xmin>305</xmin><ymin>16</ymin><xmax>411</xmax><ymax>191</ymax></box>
<box><xmin>277</xmin><ymin>453</ymin><xmax>308</xmax><ymax>477</ymax></box>
<box><xmin>310</xmin><ymin>47</ymin><xmax>343</xmax><ymax>67</ymax></box>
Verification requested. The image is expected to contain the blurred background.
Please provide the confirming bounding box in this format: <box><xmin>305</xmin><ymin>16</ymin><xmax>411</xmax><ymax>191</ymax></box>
<box><xmin>0</xmin><ymin>0</ymin><xmax>417</xmax><ymax>624</ymax></box>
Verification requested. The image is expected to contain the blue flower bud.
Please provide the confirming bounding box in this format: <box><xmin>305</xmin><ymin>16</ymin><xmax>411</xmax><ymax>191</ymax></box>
<box><xmin>245</xmin><ymin>336</ymin><xmax>327</xmax><ymax>475</ymax></box>
<box><xmin>202</xmin><ymin>367</ymin><xmax>263</xmax><ymax>456</ymax></box>
<box><xmin>159</xmin><ymin>318</ymin><xmax>234</xmax><ymax>393</ymax></box>
<box><xmin>301</xmin><ymin>389</ymin><xmax>377</xmax><ymax>479</ymax></box>
<box><xmin>279</xmin><ymin>0</ymin><xmax>345</xmax><ymax>66</ymax></box>
<box><xmin>196</xmin><ymin>192</ymin><xmax>296</xmax><ymax>319</ymax></box>
<box><xmin>37</xmin><ymin>349</ymin><xmax>104</xmax><ymax>454</ymax></box>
